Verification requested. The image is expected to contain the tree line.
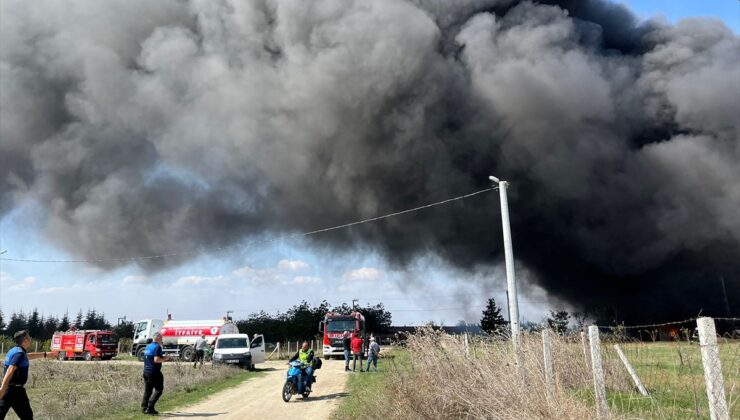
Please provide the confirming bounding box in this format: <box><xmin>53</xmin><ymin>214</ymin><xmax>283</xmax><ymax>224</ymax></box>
<box><xmin>0</xmin><ymin>308</ymin><xmax>134</xmax><ymax>341</ymax></box>
<box><xmin>479</xmin><ymin>298</ymin><xmax>578</xmax><ymax>335</ymax></box>
<box><xmin>0</xmin><ymin>301</ymin><xmax>393</xmax><ymax>344</ymax></box>
<box><xmin>236</xmin><ymin>300</ymin><xmax>392</xmax><ymax>342</ymax></box>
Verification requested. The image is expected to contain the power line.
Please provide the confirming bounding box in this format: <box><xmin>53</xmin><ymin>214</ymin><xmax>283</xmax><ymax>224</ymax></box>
<box><xmin>0</xmin><ymin>187</ymin><xmax>496</xmax><ymax>264</ymax></box>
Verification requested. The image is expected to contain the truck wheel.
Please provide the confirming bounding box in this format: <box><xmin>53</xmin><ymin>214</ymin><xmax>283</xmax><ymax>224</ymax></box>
<box><xmin>58</xmin><ymin>352</ymin><xmax>67</xmax><ymax>361</ymax></box>
<box><xmin>83</xmin><ymin>352</ymin><xmax>92</xmax><ymax>361</ymax></box>
<box><xmin>180</xmin><ymin>346</ymin><xmax>195</xmax><ymax>361</ymax></box>
<box><xmin>136</xmin><ymin>347</ymin><xmax>146</xmax><ymax>362</ymax></box>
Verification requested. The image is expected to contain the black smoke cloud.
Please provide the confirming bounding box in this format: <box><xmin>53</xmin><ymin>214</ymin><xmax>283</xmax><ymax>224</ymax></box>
<box><xmin>1</xmin><ymin>0</ymin><xmax>738</xmax><ymax>322</ymax></box>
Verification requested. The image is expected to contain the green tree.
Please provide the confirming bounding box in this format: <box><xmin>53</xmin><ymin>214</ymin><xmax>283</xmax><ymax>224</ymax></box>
<box><xmin>41</xmin><ymin>316</ymin><xmax>59</xmax><ymax>340</ymax></box>
<box><xmin>6</xmin><ymin>312</ymin><xmax>26</xmax><ymax>335</ymax></box>
<box><xmin>0</xmin><ymin>310</ymin><xmax>5</xmax><ymax>335</ymax></box>
<box><xmin>27</xmin><ymin>308</ymin><xmax>41</xmax><ymax>338</ymax></box>
<box><xmin>360</xmin><ymin>303</ymin><xmax>392</xmax><ymax>334</ymax></box>
<box><xmin>58</xmin><ymin>312</ymin><xmax>71</xmax><ymax>332</ymax></box>
<box><xmin>74</xmin><ymin>310</ymin><xmax>84</xmax><ymax>328</ymax></box>
<box><xmin>112</xmin><ymin>320</ymin><xmax>135</xmax><ymax>340</ymax></box>
<box><xmin>480</xmin><ymin>298</ymin><xmax>508</xmax><ymax>335</ymax></box>
<box><xmin>547</xmin><ymin>310</ymin><xmax>570</xmax><ymax>334</ymax></box>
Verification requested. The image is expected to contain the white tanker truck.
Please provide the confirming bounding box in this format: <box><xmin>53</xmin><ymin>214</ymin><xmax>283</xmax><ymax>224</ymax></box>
<box><xmin>131</xmin><ymin>316</ymin><xmax>264</xmax><ymax>367</ymax></box>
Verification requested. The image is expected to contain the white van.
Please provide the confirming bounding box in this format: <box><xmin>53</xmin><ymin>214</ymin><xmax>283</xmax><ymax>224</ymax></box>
<box><xmin>212</xmin><ymin>333</ymin><xmax>265</xmax><ymax>370</ymax></box>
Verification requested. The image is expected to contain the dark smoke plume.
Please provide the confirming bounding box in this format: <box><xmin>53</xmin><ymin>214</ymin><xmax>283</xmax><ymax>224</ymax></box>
<box><xmin>1</xmin><ymin>0</ymin><xmax>738</xmax><ymax>322</ymax></box>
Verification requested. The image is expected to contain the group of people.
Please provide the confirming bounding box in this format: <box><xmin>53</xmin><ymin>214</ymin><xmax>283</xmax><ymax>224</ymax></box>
<box><xmin>0</xmin><ymin>329</ymin><xmax>383</xmax><ymax>418</ymax></box>
<box><xmin>342</xmin><ymin>331</ymin><xmax>381</xmax><ymax>372</ymax></box>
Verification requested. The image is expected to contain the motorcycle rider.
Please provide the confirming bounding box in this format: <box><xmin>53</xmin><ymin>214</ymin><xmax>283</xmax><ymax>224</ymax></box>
<box><xmin>288</xmin><ymin>342</ymin><xmax>315</xmax><ymax>391</ymax></box>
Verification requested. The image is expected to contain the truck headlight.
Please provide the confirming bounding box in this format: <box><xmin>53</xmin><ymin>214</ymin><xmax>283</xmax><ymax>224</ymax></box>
<box><xmin>213</xmin><ymin>353</ymin><xmax>222</xmax><ymax>360</ymax></box>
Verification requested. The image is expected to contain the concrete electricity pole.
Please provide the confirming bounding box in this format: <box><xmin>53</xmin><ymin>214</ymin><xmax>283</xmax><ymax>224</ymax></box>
<box><xmin>490</xmin><ymin>176</ymin><xmax>520</xmax><ymax>352</ymax></box>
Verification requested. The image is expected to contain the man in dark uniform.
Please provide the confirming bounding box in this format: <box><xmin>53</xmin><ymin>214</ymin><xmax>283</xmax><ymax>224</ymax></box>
<box><xmin>0</xmin><ymin>330</ymin><xmax>47</xmax><ymax>419</ymax></box>
<box><xmin>342</xmin><ymin>331</ymin><xmax>351</xmax><ymax>372</ymax></box>
<box><xmin>141</xmin><ymin>333</ymin><xmax>171</xmax><ymax>415</ymax></box>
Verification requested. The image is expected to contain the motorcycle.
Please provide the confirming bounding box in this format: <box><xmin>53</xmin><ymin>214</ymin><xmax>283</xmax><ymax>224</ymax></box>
<box><xmin>282</xmin><ymin>360</ymin><xmax>313</xmax><ymax>402</ymax></box>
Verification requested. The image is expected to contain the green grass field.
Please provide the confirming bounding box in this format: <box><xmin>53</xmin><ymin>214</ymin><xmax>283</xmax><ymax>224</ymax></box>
<box><xmin>333</xmin><ymin>351</ymin><xmax>403</xmax><ymax>420</ymax></box>
<box><xmin>605</xmin><ymin>341</ymin><xmax>739</xmax><ymax>419</ymax></box>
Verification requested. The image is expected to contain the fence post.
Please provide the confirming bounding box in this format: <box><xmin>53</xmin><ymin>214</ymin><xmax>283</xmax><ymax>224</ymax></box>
<box><xmin>1</xmin><ymin>343</ymin><xmax>4</xmax><ymax>355</ymax></box>
<box><xmin>614</xmin><ymin>344</ymin><xmax>649</xmax><ymax>396</ymax></box>
<box><xmin>580</xmin><ymin>331</ymin><xmax>590</xmax><ymax>370</ymax></box>
<box><xmin>542</xmin><ymin>329</ymin><xmax>555</xmax><ymax>404</ymax></box>
<box><xmin>35</xmin><ymin>342</ymin><xmax>38</xmax><ymax>352</ymax></box>
<box><xmin>588</xmin><ymin>326</ymin><xmax>608</xmax><ymax>419</ymax></box>
<box><xmin>464</xmin><ymin>333</ymin><xmax>470</xmax><ymax>355</ymax></box>
<box><xmin>697</xmin><ymin>317</ymin><xmax>729</xmax><ymax>420</ymax></box>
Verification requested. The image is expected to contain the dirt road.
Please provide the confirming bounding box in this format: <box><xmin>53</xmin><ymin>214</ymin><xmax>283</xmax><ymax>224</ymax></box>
<box><xmin>164</xmin><ymin>359</ymin><xmax>349</xmax><ymax>419</ymax></box>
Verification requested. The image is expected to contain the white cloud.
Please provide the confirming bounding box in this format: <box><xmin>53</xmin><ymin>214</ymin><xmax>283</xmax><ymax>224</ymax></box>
<box><xmin>232</xmin><ymin>265</ymin><xmax>282</xmax><ymax>286</ymax></box>
<box><xmin>277</xmin><ymin>259</ymin><xmax>309</xmax><ymax>271</ymax></box>
<box><xmin>342</xmin><ymin>267</ymin><xmax>384</xmax><ymax>283</ymax></box>
<box><xmin>8</xmin><ymin>276</ymin><xmax>38</xmax><ymax>291</ymax></box>
<box><xmin>122</xmin><ymin>275</ymin><xmax>149</xmax><ymax>285</ymax></box>
<box><xmin>290</xmin><ymin>276</ymin><xmax>322</xmax><ymax>285</ymax></box>
<box><xmin>39</xmin><ymin>286</ymin><xmax>66</xmax><ymax>294</ymax></box>
<box><xmin>174</xmin><ymin>275</ymin><xmax>226</xmax><ymax>286</ymax></box>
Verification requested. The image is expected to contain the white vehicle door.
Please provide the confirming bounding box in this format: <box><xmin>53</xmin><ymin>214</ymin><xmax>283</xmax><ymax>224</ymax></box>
<box><xmin>250</xmin><ymin>334</ymin><xmax>266</xmax><ymax>364</ymax></box>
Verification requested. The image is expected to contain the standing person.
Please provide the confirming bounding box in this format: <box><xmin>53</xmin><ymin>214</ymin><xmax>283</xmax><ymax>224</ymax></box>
<box><xmin>141</xmin><ymin>333</ymin><xmax>171</xmax><ymax>415</ymax></box>
<box><xmin>342</xmin><ymin>331</ymin><xmax>351</xmax><ymax>372</ymax></box>
<box><xmin>350</xmin><ymin>334</ymin><xmax>364</xmax><ymax>372</ymax></box>
<box><xmin>288</xmin><ymin>342</ymin><xmax>315</xmax><ymax>391</ymax></box>
<box><xmin>0</xmin><ymin>331</ymin><xmax>47</xmax><ymax>420</ymax></box>
<box><xmin>193</xmin><ymin>335</ymin><xmax>207</xmax><ymax>368</ymax></box>
<box><xmin>365</xmin><ymin>337</ymin><xmax>381</xmax><ymax>372</ymax></box>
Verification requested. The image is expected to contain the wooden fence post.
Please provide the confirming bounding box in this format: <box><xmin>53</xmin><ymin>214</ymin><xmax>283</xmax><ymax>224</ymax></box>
<box><xmin>464</xmin><ymin>333</ymin><xmax>470</xmax><ymax>356</ymax></box>
<box><xmin>542</xmin><ymin>329</ymin><xmax>555</xmax><ymax>404</ymax></box>
<box><xmin>581</xmin><ymin>331</ymin><xmax>590</xmax><ymax>370</ymax></box>
<box><xmin>614</xmin><ymin>344</ymin><xmax>649</xmax><ymax>396</ymax></box>
<box><xmin>697</xmin><ymin>317</ymin><xmax>729</xmax><ymax>420</ymax></box>
<box><xmin>588</xmin><ymin>326</ymin><xmax>608</xmax><ymax>419</ymax></box>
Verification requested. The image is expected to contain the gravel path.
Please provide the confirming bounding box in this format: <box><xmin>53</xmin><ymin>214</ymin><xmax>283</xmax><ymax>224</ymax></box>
<box><xmin>162</xmin><ymin>359</ymin><xmax>350</xmax><ymax>419</ymax></box>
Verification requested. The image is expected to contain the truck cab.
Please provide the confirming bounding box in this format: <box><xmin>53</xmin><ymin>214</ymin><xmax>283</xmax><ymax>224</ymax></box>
<box><xmin>212</xmin><ymin>334</ymin><xmax>265</xmax><ymax>370</ymax></box>
<box><xmin>132</xmin><ymin>319</ymin><xmax>165</xmax><ymax>360</ymax></box>
<box><xmin>320</xmin><ymin>312</ymin><xmax>366</xmax><ymax>358</ymax></box>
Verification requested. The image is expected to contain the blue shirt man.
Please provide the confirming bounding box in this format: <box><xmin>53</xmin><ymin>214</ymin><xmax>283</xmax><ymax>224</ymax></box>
<box><xmin>144</xmin><ymin>341</ymin><xmax>164</xmax><ymax>375</ymax></box>
<box><xmin>141</xmin><ymin>333</ymin><xmax>170</xmax><ymax>415</ymax></box>
<box><xmin>3</xmin><ymin>348</ymin><xmax>29</xmax><ymax>386</ymax></box>
<box><xmin>1</xmin><ymin>330</ymin><xmax>46</xmax><ymax>420</ymax></box>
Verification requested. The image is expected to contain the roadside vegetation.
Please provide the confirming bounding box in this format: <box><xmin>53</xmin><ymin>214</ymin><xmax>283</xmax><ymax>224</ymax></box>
<box><xmin>9</xmin><ymin>361</ymin><xmax>259</xmax><ymax>420</ymax></box>
<box><xmin>334</xmin><ymin>328</ymin><xmax>738</xmax><ymax>419</ymax></box>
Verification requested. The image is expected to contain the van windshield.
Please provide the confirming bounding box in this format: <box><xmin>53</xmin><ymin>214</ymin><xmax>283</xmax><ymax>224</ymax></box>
<box><xmin>217</xmin><ymin>338</ymin><xmax>248</xmax><ymax>349</ymax></box>
<box><xmin>98</xmin><ymin>335</ymin><xmax>114</xmax><ymax>343</ymax></box>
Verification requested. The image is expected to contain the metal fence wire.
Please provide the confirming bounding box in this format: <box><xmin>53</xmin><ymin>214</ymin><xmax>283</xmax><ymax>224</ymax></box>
<box><xmin>590</xmin><ymin>317</ymin><xmax>738</xmax><ymax>419</ymax></box>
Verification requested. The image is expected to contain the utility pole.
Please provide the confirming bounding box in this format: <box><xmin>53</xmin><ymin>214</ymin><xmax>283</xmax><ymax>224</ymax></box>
<box><xmin>490</xmin><ymin>176</ymin><xmax>520</xmax><ymax>353</ymax></box>
<box><xmin>117</xmin><ymin>316</ymin><xmax>127</xmax><ymax>326</ymax></box>
<box><xmin>352</xmin><ymin>299</ymin><xmax>358</xmax><ymax>311</ymax></box>
<box><xmin>226</xmin><ymin>310</ymin><xmax>234</xmax><ymax>320</ymax></box>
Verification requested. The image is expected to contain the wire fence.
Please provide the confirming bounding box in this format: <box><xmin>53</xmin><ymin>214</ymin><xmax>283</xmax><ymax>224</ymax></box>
<box><xmin>378</xmin><ymin>317</ymin><xmax>738</xmax><ymax>419</ymax></box>
<box><xmin>543</xmin><ymin>317</ymin><xmax>738</xmax><ymax>419</ymax></box>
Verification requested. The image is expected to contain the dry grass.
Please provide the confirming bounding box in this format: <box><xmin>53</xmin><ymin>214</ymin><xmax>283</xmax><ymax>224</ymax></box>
<box><xmin>351</xmin><ymin>328</ymin><xmax>619</xmax><ymax>419</ymax></box>
<box><xmin>340</xmin><ymin>329</ymin><xmax>738</xmax><ymax>420</ymax></box>
<box><xmin>11</xmin><ymin>360</ymin><xmax>247</xmax><ymax>420</ymax></box>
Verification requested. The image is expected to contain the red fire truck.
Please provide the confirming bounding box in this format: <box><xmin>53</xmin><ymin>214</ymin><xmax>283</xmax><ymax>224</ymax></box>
<box><xmin>318</xmin><ymin>311</ymin><xmax>365</xmax><ymax>359</ymax></box>
<box><xmin>51</xmin><ymin>330</ymin><xmax>118</xmax><ymax>361</ymax></box>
